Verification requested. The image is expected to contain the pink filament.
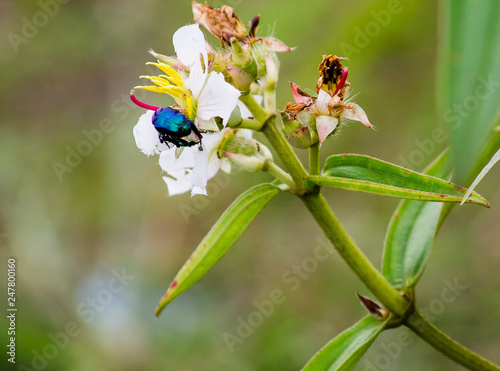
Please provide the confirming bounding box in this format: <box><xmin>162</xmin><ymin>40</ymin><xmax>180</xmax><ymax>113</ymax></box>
<box><xmin>332</xmin><ymin>68</ymin><xmax>349</xmax><ymax>96</ymax></box>
<box><xmin>130</xmin><ymin>91</ymin><xmax>160</xmax><ymax>111</ymax></box>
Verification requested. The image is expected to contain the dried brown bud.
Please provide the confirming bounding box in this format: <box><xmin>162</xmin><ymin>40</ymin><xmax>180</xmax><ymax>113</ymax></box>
<box><xmin>357</xmin><ymin>293</ymin><xmax>389</xmax><ymax>320</ymax></box>
<box><xmin>192</xmin><ymin>1</ymin><xmax>248</xmax><ymax>45</ymax></box>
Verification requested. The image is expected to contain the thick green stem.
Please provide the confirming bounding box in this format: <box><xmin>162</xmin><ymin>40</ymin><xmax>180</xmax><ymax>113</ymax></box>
<box><xmin>405</xmin><ymin>310</ymin><xmax>500</xmax><ymax>370</ymax></box>
<box><xmin>301</xmin><ymin>191</ymin><xmax>409</xmax><ymax>316</ymax></box>
<box><xmin>240</xmin><ymin>91</ymin><xmax>499</xmax><ymax>369</ymax></box>
<box><xmin>309</xmin><ymin>144</ymin><xmax>320</xmax><ymax>175</ymax></box>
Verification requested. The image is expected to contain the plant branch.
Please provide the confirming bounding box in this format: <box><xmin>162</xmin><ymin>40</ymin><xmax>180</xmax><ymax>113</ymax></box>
<box><xmin>405</xmin><ymin>310</ymin><xmax>500</xmax><ymax>370</ymax></box>
<box><xmin>239</xmin><ymin>94</ymin><xmax>309</xmax><ymax>191</ymax></box>
<box><xmin>264</xmin><ymin>162</ymin><xmax>295</xmax><ymax>189</ymax></box>
<box><xmin>300</xmin><ymin>191</ymin><xmax>410</xmax><ymax>316</ymax></box>
<box><xmin>309</xmin><ymin>144</ymin><xmax>320</xmax><ymax>175</ymax></box>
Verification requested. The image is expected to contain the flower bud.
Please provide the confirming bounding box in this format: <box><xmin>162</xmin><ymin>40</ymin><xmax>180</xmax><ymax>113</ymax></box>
<box><xmin>230</xmin><ymin>38</ymin><xmax>252</xmax><ymax>67</ymax></box>
<box><xmin>227</xmin><ymin>105</ymin><xmax>242</xmax><ymax>127</ymax></box>
<box><xmin>218</xmin><ymin>128</ymin><xmax>272</xmax><ymax>172</ymax></box>
<box><xmin>226</xmin><ymin>67</ymin><xmax>254</xmax><ymax>92</ymax></box>
<box><xmin>281</xmin><ymin>111</ymin><xmax>302</xmax><ymax>136</ymax></box>
<box><xmin>263</xmin><ymin>55</ymin><xmax>279</xmax><ymax>88</ymax></box>
<box><xmin>224</xmin><ymin>152</ymin><xmax>265</xmax><ymax>172</ymax></box>
<box><xmin>288</xmin><ymin>126</ymin><xmax>313</xmax><ymax>149</ymax></box>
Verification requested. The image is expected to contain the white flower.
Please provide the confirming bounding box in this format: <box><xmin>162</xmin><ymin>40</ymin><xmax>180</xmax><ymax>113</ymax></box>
<box><xmin>159</xmin><ymin>133</ymin><xmax>223</xmax><ymax>196</ymax></box>
<box><xmin>132</xmin><ymin>24</ymin><xmax>242</xmax><ymax>196</ymax></box>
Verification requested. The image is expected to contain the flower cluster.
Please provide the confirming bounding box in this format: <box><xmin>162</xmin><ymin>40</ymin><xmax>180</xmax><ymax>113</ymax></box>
<box><xmin>130</xmin><ymin>2</ymin><xmax>371</xmax><ymax>196</ymax></box>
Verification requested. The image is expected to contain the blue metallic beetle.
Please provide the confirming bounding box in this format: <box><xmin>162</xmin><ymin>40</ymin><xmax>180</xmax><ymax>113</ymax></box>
<box><xmin>131</xmin><ymin>91</ymin><xmax>203</xmax><ymax>150</ymax></box>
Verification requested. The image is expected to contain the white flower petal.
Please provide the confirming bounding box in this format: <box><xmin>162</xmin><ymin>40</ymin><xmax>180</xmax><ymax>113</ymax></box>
<box><xmin>163</xmin><ymin>175</ymin><xmax>192</xmax><ymax>196</ymax></box>
<box><xmin>341</xmin><ymin>104</ymin><xmax>372</xmax><ymax>128</ymax></box>
<box><xmin>197</xmin><ymin>117</ymin><xmax>219</xmax><ymax>132</ymax></box>
<box><xmin>196</xmin><ymin>72</ymin><xmax>240</xmax><ymax>125</ymax></box>
<box><xmin>190</xmin><ymin>147</ymin><xmax>209</xmax><ymax>196</ymax></box>
<box><xmin>316</xmin><ymin>116</ymin><xmax>339</xmax><ymax>143</ymax></box>
<box><xmin>185</xmin><ymin>61</ymin><xmax>207</xmax><ymax>100</ymax></box>
<box><xmin>315</xmin><ymin>90</ymin><xmax>331</xmax><ymax>116</ymax></box>
<box><xmin>133</xmin><ymin>110</ymin><xmax>160</xmax><ymax>156</ymax></box>
<box><xmin>173</xmin><ymin>24</ymin><xmax>208</xmax><ymax>70</ymax></box>
<box><xmin>159</xmin><ymin>147</ymin><xmax>195</xmax><ymax>174</ymax></box>
<box><xmin>220</xmin><ymin>158</ymin><xmax>232</xmax><ymax>173</ymax></box>
<box><xmin>158</xmin><ymin>133</ymin><xmax>222</xmax><ymax>196</ymax></box>
<box><xmin>203</xmin><ymin>131</ymin><xmax>223</xmax><ymax>150</ymax></box>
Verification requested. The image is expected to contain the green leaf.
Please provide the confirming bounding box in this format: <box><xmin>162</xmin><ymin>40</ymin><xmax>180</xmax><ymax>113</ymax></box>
<box><xmin>155</xmin><ymin>183</ymin><xmax>281</xmax><ymax>316</ymax></box>
<box><xmin>438</xmin><ymin>0</ymin><xmax>500</xmax><ymax>182</ymax></box>
<box><xmin>461</xmin><ymin>147</ymin><xmax>500</xmax><ymax>205</ymax></box>
<box><xmin>303</xmin><ymin>316</ymin><xmax>390</xmax><ymax>371</ymax></box>
<box><xmin>382</xmin><ymin>151</ymin><xmax>450</xmax><ymax>289</ymax></box>
<box><xmin>308</xmin><ymin>154</ymin><xmax>488</xmax><ymax>207</ymax></box>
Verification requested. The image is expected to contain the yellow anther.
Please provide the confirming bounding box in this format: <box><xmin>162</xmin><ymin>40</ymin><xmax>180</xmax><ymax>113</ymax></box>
<box><xmin>186</xmin><ymin>96</ymin><xmax>194</xmax><ymax>120</ymax></box>
<box><xmin>163</xmin><ymin>86</ymin><xmax>183</xmax><ymax>98</ymax></box>
<box><xmin>134</xmin><ymin>85</ymin><xmax>167</xmax><ymax>94</ymax></box>
<box><xmin>158</xmin><ymin>75</ymin><xmax>183</xmax><ymax>87</ymax></box>
<box><xmin>140</xmin><ymin>75</ymin><xmax>172</xmax><ymax>87</ymax></box>
<box><xmin>146</xmin><ymin>62</ymin><xmax>182</xmax><ymax>81</ymax></box>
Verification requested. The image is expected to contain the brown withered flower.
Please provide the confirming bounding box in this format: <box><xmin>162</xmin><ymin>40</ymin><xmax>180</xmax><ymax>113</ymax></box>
<box><xmin>284</xmin><ymin>55</ymin><xmax>372</xmax><ymax>144</ymax></box>
<box><xmin>316</xmin><ymin>55</ymin><xmax>350</xmax><ymax>99</ymax></box>
<box><xmin>192</xmin><ymin>1</ymin><xmax>250</xmax><ymax>45</ymax></box>
<box><xmin>192</xmin><ymin>1</ymin><xmax>291</xmax><ymax>51</ymax></box>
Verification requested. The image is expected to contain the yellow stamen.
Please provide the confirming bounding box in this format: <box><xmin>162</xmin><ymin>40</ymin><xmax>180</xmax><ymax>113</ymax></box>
<box><xmin>163</xmin><ymin>86</ymin><xmax>183</xmax><ymax>98</ymax></box>
<box><xmin>186</xmin><ymin>96</ymin><xmax>193</xmax><ymax>119</ymax></box>
<box><xmin>140</xmin><ymin>75</ymin><xmax>171</xmax><ymax>87</ymax></box>
<box><xmin>158</xmin><ymin>75</ymin><xmax>183</xmax><ymax>87</ymax></box>
<box><xmin>134</xmin><ymin>85</ymin><xmax>167</xmax><ymax>94</ymax></box>
<box><xmin>146</xmin><ymin>62</ymin><xmax>182</xmax><ymax>81</ymax></box>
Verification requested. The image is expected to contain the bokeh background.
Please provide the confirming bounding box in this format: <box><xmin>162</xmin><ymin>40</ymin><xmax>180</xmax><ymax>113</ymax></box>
<box><xmin>1</xmin><ymin>0</ymin><xmax>499</xmax><ymax>370</ymax></box>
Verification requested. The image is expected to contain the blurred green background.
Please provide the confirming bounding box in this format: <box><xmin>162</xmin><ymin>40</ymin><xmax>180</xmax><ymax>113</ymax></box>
<box><xmin>1</xmin><ymin>0</ymin><xmax>499</xmax><ymax>370</ymax></box>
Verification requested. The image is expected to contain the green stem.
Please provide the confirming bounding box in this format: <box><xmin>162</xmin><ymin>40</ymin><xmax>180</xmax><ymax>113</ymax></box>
<box><xmin>239</xmin><ymin>93</ymin><xmax>268</xmax><ymax>123</ymax></box>
<box><xmin>239</xmin><ymin>94</ymin><xmax>309</xmax><ymax>191</ymax></box>
<box><xmin>309</xmin><ymin>144</ymin><xmax>320</xmax><ymax>175</ymax></box>
<box><xmin>263</xmin><ymin>87</ymin><xmax>276</xmax><ymax>113</ymax></box>
<box><xmin>405</xmin><ymin>310</ymin><xmax>500</xmax><ymax>370</ymax></box>
<box><xmin>264</xmin><ymin>162</ymin><xmax>295</xmax><ymax>189</ymax></box>
<box><xmin>300</xmin><ymin>191</ymin><xmax>409</xmax><ymax>316</ymax></box>
<box><xmin>228</xmin><ymin>118</ymin><xmax>264</xmax><ymax>131</ymax></box>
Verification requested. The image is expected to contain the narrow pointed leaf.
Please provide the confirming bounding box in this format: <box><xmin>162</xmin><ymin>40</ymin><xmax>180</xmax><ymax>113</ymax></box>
<box><xmin>308</xmin><ymin>154</ymin><xmax>488</xmax><ymax>207</ymax></box>
<box><xmin>461</xmin><ymin>147</ymin><xmax>500</xmax><ymax>205</ymax></box>
<box><xmin>303</xmin><ymin>316</ymin><xmax>390</xmax><ymax>371</ymax></box>
<box><xmin>382</xmin><ymin>151</ymin><xmax>450</xmax><ymax>288</ymax></box>
<box><xmin>155</xmin><ymin>183</ymin><xmax>281</xmax><ymax>316</ymax></box>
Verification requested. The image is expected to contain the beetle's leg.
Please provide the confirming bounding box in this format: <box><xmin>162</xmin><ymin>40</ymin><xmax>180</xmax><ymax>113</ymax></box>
<box><xmin>175</xmin><ymin>138</ymin><xmax>199</xmax><ymax>147</ymax></box>
<box><xmin>158</xmin><ymin>133</ymin><xmax>173</xmax><ymax>148</ymax></box>
<box><xmin>189</xmin><ymin>122</ymin><xmax>203</xmax><ymax>151</ymax></box>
